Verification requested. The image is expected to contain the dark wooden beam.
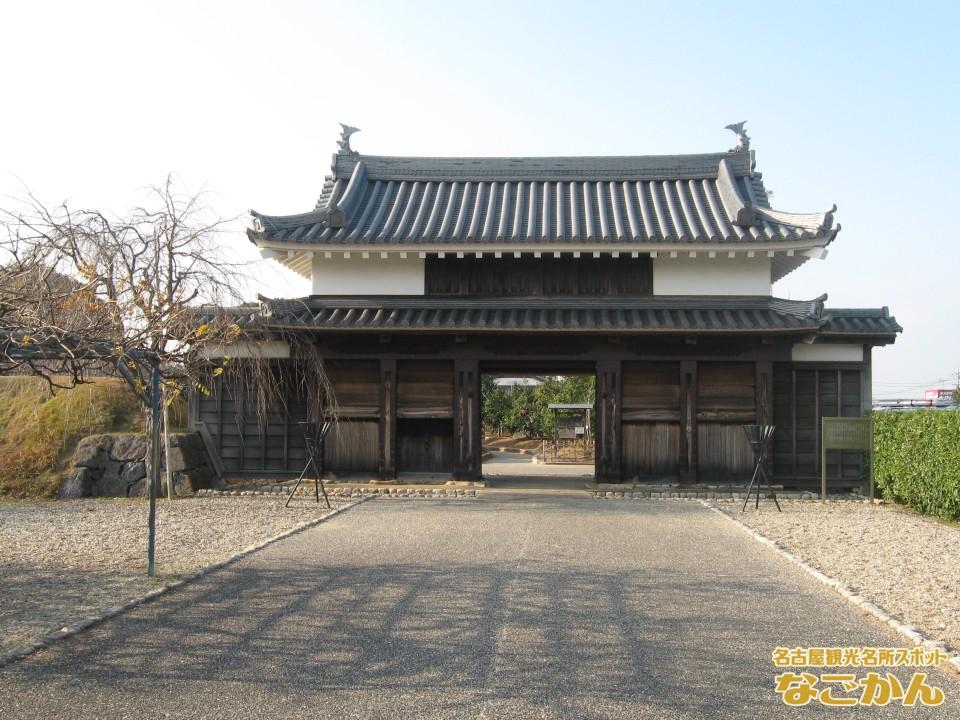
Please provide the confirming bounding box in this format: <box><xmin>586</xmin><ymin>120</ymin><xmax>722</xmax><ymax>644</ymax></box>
<box><xmin>453</xmin><ymin>359</ymin><xmax>481</xmax><ymax>481</ymax></box>
<box><xmin>791</xmin><ymin>369</ymin><xmax>797</xmax><ymax>478</ymax></box>
<box><xmin>757</xmin><ymin>360</ymin><xmax>773</xmax><ymax>478</ymax></box>
<box><xmin>814</xmin><ymin>369</ymin><xmax>820</xmax><ymax>483</ymax></box>
<box><xmin>595</xmin><ymin>360</ymin><xmax>622</xmax><ymax>482</ymax></box>
<box><xmin>215</xmin><ymin>374</ymin><xmax>223</xmax><ymax>458</ymax></box>
<box><xmin>756</xmin><ymin>361</ymin><xmax>773</xmax><ymax>425</ymax></box>
<box><xmin>282</xmin><ymin>393</ymin><xmax>290</xmax><ymax>472</ymax></box>
<box><xmin>679</xmin><ymin>360</ymin><xmax>698</xmax><ymax>482</ymax></box>
<box><xmin>379</xmin><ymin>359</ymin><xmax>397</xmax><ymax>481</ymax></box>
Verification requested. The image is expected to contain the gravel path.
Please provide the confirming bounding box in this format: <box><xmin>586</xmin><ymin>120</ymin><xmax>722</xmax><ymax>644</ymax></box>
<box><xmin>0</xmin><ymin>496</ymin><xmax>346</xmax><ymax>654</ymax></box>
<box><xmin>715</xmin><ymin>500</ymin><xmax>960</xmax><ymax>653</ymax></box>
<box><xmin>2</xmin><ymin>495</ymin><xmax>955</xmax><ymax>719</ymax></box>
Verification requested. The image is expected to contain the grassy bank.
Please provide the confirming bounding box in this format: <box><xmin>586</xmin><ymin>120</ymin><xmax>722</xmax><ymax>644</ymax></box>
<box><xmin>0</xmin><ymin>377</ymin><xmax>144</xmax><ymax>498</ymax></box>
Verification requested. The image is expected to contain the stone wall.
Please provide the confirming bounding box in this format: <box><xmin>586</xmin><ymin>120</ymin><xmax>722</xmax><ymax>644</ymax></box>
<box><xmin>58</xmin><ymin>432</ymin><xmax>219</xmax><ymax>499</ymax></box>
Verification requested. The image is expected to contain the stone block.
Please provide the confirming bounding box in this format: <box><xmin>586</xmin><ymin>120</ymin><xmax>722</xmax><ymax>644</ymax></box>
<box><xmin>57</xmin><ymin>468</ymin><xmax>92</xmax><ymax>498</ymax></box>
<box><xmin>121</xmin><ymin>460</ymin><xmax>147</xmax><ymax>485</ymax></box>
<box><xmin>111</xmin><ymin>434</ymin><xmax>148</xmax><ymax>462</ymax></box>
<box><xmin>73</xmin><ymin>435</ymin><xmax>113</xmax><ymax>469</ymax></box>
<box><xmin>98</xmin><ymin>461</ymin><xmax>128</xmax><ymax>497</ymax></box>
<box><xmin>173</xmin><ymin>472</ymin><xmax>196</xmax><ymax>496</ymax></box>
<box><xmin>128</xmin><ymin>477</ymin><xmax>151</xmax><ymax>498</ymax></box>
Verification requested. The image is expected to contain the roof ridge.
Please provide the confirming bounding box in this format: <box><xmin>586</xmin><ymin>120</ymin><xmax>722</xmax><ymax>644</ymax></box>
<box><xmin>330</xmin><ymin>150</ymin><xmax>755</xmax><ymax>182</ymax></box>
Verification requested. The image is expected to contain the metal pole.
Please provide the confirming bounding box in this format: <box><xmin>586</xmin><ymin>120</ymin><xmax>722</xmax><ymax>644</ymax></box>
<box><xmin>163</xmin><ymin>385</ymin><xmax>173</xmax><ymax>501</ymax></box>
<box><xmin>147</xmin><ymin>364</ymin><xmax>161</xmax><ymax>577</ymax></box>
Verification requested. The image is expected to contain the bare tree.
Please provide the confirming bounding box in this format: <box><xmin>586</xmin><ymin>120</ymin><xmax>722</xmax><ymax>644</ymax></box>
<box><xmin>0</xmin><ymin>176</ymin><xmax>247</xmax><ymax>397</ymax></box>
<box><xmin>0</xmin><ymin>176</ymin><xmax>335</xmax><ymax>574</ymax></box>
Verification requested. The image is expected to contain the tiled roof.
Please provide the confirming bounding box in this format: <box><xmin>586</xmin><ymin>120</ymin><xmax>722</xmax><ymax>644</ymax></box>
<box><xmin>258</xmin><ymin>296</ymin><xmax>819</xmax><ymax>333</ymax></box>
<box><xmin>209</xmin><ymin>296</ymin><xmax>899</xmax><ymax>342</ymax></box>
<box><xmin>821</xmin><ymin>308</ymin><xmax>902</xmax><ymax>337</ymax></box>
<box><xmin>249</xmin><ymin>146</ymin><xmax>838</xmax><ymax>249</ymax></box>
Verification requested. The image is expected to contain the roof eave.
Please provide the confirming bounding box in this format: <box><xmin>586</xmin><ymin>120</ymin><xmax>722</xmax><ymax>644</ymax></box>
<box><xmin>252</xmin><ymin>324</ymin><xmax>819</xmax><ymax>335</ymax></box>
<box><xmin>251</xmin><ymin>238</ymin><xmax>834</xmax><ymax>255</ymax></box>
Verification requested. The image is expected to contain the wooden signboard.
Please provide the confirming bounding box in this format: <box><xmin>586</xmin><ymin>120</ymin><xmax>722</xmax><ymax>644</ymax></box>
<box><xmin>821</xmin><ymin>416</ymin><xmax>873</xmax><ymax>501</ymax></box>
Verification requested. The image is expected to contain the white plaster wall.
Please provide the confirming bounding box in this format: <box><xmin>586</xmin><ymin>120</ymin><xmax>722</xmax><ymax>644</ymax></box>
<box><xmin>652</xmin><ymin>255</ymin><xmax>771</xmax><ymax>296</ymax></box>
<box><xmin>202</xmin><ymin>341</ymin><xmax>291</xmax><ymax>359</ymax></box>
<box><xmin>791</xmin><ymin>343</ymin><xmax>864</xmax><ymax>362</ymax></box>
<box><xmin>311</xmin><ymin>255</ymin><xmax>425</xmax><ymax>295</ymax></box>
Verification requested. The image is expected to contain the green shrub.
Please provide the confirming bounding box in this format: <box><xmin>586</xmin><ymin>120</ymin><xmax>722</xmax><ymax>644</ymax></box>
<box><xmin>481</xmin><ymin>375</ymin><xmax>595</xmax><ymax>438</ymax></box>
<box><xmin>873</xmin><ymin>410</ymin><xmax>960</xmax><ymax>520</ymax></box>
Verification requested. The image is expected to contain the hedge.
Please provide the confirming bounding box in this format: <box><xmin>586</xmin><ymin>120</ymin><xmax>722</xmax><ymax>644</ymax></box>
<box><xmin>873</xmin><ymin>410</ymin><xmax>960</xmax><ymax>520</ymax></box>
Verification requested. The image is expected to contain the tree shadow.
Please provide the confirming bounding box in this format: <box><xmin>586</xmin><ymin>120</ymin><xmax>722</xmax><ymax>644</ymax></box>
<box><xmin>2</xmin><ymin>497</ymin><xmax>955</xmax><ymax>718</ymax></box>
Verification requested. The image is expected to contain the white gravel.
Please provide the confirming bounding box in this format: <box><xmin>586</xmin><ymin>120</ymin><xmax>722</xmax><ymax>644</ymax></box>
<box><xmin>716</xmin><ymin>500</ymin><xmax>960</xmax><ymax>653</ymax></box>
<box><xmin>0</xmin><ymin>496</ymin><xmax>346</xmax><ymax>654</ymax></box>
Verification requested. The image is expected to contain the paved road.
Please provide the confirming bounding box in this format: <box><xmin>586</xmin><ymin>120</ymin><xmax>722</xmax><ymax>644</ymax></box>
<box><xmin>483</xmin><ymin>453</ymin><xmax>593</xmax><ymax>490</ymax></box>
<box><xmin>1</xmin><ymin>495</ymin><xmax>956</xmax><ymax>718</ymax></box>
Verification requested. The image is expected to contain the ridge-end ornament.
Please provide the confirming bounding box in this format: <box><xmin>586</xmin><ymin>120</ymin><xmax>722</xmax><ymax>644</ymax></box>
<box><xmin>337</xmin><ymin>123</ymin><xmax>361</xmax><ymax>154</ymax></box>
<box><xmin>725</xmin><ymin>121</ymin><xmax>750</xmax><ymax>153</ymax></box>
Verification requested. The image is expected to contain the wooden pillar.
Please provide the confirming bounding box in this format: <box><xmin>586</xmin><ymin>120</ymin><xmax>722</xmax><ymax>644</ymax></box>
<box><xmin>756</xmin><ymin>361</ymin><xmax>773</xmax><ymax>425</ymax></box>
<box><xmin>791</xmin><ymin>369</ymin><xmax>798</xmax><ymax>479</ymax></box>
<box><xmin>595</xmin><ymin>360</ymin><xmax>622</xmax><ymax>483</ymax></box>
<box><xmin>453</xmin><ymin>359</ymin><xmax>481</xmax><ymax>481</ymax></box>
<box><xmin>679</xmin><ymin>360</ymin><xmax>698</xmax><ymax>483</ymax></box>
<box><xmin>379</xmin><ymin>359</ymin><xmax>397</xmax><ymax>481</ymax></box>
<box><xmin>861</xmin><ymin>346</ymin><xmax>872</xmax><ymax>416</ymax></box>
<box><xmin>757</xmin><ymin>361</ymin><xmax>774</xmax><ymax>480</ymax></box>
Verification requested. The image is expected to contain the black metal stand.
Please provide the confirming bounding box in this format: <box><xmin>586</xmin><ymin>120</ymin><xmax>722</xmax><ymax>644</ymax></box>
<box><xmin>742</xmin><ymin>424</ymin><xmax>781</xmax><ymax>512</ymax></box>
<box><xmin>286</xmin><ymin>421</ymin><xmax>332</xmax><ymax>509</ymax></box>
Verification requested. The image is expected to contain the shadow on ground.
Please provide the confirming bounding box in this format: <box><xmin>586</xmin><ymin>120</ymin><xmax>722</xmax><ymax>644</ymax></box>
<box><xmin>1</xmin><ymin>496</ymin><xmax>955</xmax><ymax>719</ymax></box>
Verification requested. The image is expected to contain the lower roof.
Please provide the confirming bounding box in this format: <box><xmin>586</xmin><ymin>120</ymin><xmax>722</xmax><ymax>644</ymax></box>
<box><xmin>215</xmin><ymin>296</ymin><xmax>901</xmax><ymax>342</ymax></box>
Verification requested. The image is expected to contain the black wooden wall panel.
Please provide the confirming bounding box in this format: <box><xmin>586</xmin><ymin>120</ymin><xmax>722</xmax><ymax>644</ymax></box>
<box><xmin>397</xmin><ymin>360</ymin><xmax>454</xmax><ymax>417</ymax></box>
<box><xmin>398</xmin><ymin>418</ymin><xmax>454</xmax><ymax>473</ymax></box>
<box><xmin>194</xmin><ymin>361</ymin><xmax>382</xmax><ymax>476</ymax></box>
<box><xmin>622</xmin><ymin>362</ymin><xmax>681</xmax><ymax>421</ymax></box>
<box><xmin>325</xmin><ymin>360</ymin><xmax>380</xmax><ymax>416</ymax></box>
<box><xmin>772</xmin><ymin>364</ymin><xmax>865</xmax><ymax>489</ymax></box>
<box><xmin>326</xmin><ymin>420</ymin><xmax>379</xmax><ymax>472</ymax></box>
<box><xmin>621</xmin><ymin>362</ymin><xmax>681</xmax><ymax>479</ymax></box>
<box><xmin>425</xmin><ymin>255</ymin><xmax>652</xmax><ymax>297</ymax></box>
<box><xmin>697</xmin><ymin>363</ymin><xmax>756</xmax><ymax>479</ymax></box>
<box><xmin>622</xmin><ymin>423</ymin><xmax>679</xmax><ymax>478</ymax></box>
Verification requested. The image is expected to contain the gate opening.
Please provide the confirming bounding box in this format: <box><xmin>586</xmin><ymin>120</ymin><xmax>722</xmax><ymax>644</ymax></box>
<box><xmin>480</xmin><ymin>372</ymin><xmax>595</xmax><ymax>487</ymax></box>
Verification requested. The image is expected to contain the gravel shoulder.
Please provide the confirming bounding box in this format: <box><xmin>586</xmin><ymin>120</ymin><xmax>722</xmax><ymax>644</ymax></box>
<box><xmin>0</xmin><ymin>496</ymin><xmax>346</xmax><ymax>654</ymax></box>
<box><xmin>714</xmin><ymin>500</ymin><xmax>960</xmax><ymax>653</ymax></box>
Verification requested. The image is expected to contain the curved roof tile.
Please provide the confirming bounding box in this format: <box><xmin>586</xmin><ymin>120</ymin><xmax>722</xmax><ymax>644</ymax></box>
<box><xmin>249</xmin><ymin>144</ymin><xmax>838</xmax><ymax>249</ymax></box>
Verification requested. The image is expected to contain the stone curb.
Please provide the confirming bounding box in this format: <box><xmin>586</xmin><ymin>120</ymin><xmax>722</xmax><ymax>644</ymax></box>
<box><xmin>482</xmin><ymin>446</ymin><xmax>538</xmax><ymax>456</ymax></box>
<box><xmin>0</xmin><ymin>497</ymin><xmax>371</xmax><ymax>670</ymax></box>
<box><xmin>198</xmin><ymin>487</ymin><xmax>480</xmax><ymax>499</ymax></box>
<box><xmin>331</xmin><ymin>488</ymin><xmax>479</xmax><ymax>499</ymax></box>
<box><xmin>701</xmin><ymin>501</ymin><xmax>960</xmax><ymax>677</ymax></box>
<box><xmin>592</xmin><ymin>491</ymin><xmax>870</xmax><ymax>501</ymax></box>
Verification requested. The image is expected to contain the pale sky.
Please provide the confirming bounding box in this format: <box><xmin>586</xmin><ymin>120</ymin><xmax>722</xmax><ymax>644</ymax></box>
<box><xmin>1</xmin><ymin>0</ymin><xmax>957</xmax><ymax>396</ymax></box>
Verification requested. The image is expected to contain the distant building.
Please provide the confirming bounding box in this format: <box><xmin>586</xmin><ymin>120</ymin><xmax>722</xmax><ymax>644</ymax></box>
<box><xmin>876</xmin><ymin>389</ymin><xmax>957</xmax><ymax>411</ymax></box>
<box><xmin>493</xmin><ymin>377</ymin><xmax>543</xmax><ymax>388</ymax></box>
<box><xmin>924</xmin><ymin>389</ymin><xmax>955</xmax><ymax>404</ymax></box>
